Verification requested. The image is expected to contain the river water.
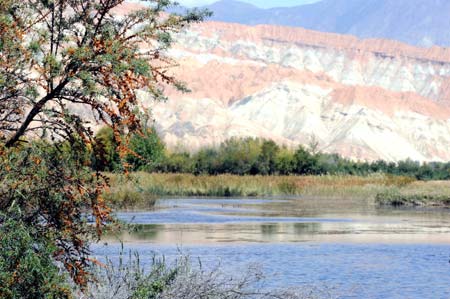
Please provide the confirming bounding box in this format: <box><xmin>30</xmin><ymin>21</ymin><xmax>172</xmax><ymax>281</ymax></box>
<box><xmin>94</xmin><ymin>197</ymin><xmax>450</xmax><ymax>298</ymax></box>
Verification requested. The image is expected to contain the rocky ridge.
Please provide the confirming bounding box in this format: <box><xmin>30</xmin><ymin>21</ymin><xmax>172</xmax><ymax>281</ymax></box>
<box><xmin>121</xmin><ymin>3</ymin><xmax>450</xmax><ymax>162</ymax></box>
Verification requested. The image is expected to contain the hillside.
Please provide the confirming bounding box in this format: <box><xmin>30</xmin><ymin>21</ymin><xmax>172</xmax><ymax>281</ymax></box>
<box><xmin>117</xmin><ymin>3</ymin><xmax>450</xmax><ymax>162</ymax></box>
<box><xmin>199</xmin><ymin>0</ymin><xmax>450</xmax><ymax>47</ymax></box>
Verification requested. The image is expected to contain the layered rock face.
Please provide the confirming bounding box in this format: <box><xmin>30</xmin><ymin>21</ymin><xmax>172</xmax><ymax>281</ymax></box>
<box><xmin>146</xmin><ymin>19</ymin><xmax>450</xmax><ymax>162</ymax></box>
<box><xmin>200</xmin><ymin>0</ymin><xmax>450</xmax><ymax>48</ymax></box>
<box><xmin>140</xmin><ymin>18</ymin><xmax>450</xmax><ymax>161</ymax></box>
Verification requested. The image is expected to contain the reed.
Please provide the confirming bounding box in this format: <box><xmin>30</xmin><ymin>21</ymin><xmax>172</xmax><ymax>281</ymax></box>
<box><xmin>375</xmin><ymin>180</ymin><xmax>450</xmax><ymax>207</ymax></box>
<box><xmin>103</xmin><ymin>175</ymin><xmax>157</xmax><ymax>210</ymax></box>
<box><xmin>104</xmin><ymin>172</ymin><xmax>418</xmax><ymax>208</ymax></box>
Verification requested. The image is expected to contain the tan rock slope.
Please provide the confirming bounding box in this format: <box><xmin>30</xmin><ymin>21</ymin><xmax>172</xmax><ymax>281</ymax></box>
<box><xmin>119</xmin><ymin>3</ymin><xmax>450</xmax><ymax>162</ymax></box>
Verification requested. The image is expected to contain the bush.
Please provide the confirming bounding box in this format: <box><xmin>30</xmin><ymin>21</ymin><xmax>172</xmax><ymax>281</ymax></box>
<box><xmin>161</xmin><ymin>152</ymin><xmax>195</xmax><ymax>173</ymax></box>
<box><xmin>92</xmin><ymin>126</ymin><xmax>122</xmax><ymax>172</ymax></box>
<box><xmin>217</xmin><ymin>137</ymin><xmax>261</xmax><ymax>175</ymax></box>
<box><xmin>126</xmin><ymin>127</ymin><xmax>166</xmax><ymax>172</ymax></box>
<box><xmin>293</xmin><ymin>146</ymin><xmax>320</xmax><ymax>175</ymax></box>
<box><xmin>0</xmin><ymin>211</ymin><xmax>71</xmax><ymax>299</ymax></box>
<box><xmin>275</xmin><ymin>148</ymin><xmax>296</xmax><ymax>175</ymax></box>
<box><xmin>0</xmin><ymin>141</ymin><xmax>111</xmax><ymax>287</ymax></box>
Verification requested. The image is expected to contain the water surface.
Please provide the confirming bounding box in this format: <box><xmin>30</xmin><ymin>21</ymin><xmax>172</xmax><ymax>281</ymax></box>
<box><xmin>96</xmin><ymin>197</ymin><xmax>450</xmax><ymax>298</ymax></box>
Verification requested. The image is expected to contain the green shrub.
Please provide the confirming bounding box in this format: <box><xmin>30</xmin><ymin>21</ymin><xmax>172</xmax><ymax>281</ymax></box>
<box><xmin>0</xmin><ymin>142</ymin><xmax>112</xmax><ymax>287</ymax></box>
<box><xmin>0</xmin><ymin>211</ymin><xmax>71</xmax><ymax>299</ymax></box>
<box><xmin>126</xmin><ymin>127</ymin><xmax>166</xmax><ymax>172</ymax></box>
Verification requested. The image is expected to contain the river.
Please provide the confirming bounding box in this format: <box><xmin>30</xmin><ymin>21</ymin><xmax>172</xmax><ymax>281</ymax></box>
<box><xmin>93</xmin><ymin>197</ymin><xmax>450</xmax><ymax>298</ymax></box>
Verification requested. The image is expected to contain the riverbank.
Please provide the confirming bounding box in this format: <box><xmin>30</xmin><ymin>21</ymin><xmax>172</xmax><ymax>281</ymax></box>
<box><xmin>101</xmin><ymin>172</ymin><xmax>450</xmax><ymax>209</ymax></box>
<box><xmin>375</xmin><ymin>180</ymin><xmax>450</xmax><ymax>207</ymax></box>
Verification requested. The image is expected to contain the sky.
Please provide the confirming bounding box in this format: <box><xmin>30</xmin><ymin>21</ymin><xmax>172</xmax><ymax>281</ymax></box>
<box><xmin>177</xmin><ymin>0</ymin><xmax>320</xmax><ymax>8</ymax></box>
<box><xmin>133</xmin><ymin>0</ymin><xmax>322</xmax><ymax>9</ymax></box>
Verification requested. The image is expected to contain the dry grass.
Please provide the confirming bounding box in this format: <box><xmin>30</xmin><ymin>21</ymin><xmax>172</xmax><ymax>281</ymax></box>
<box><xmin>375</xmin><ymin>180</ymin><xmax>450</xmax><ymax>207</ymax></box>
<box><xmin>103</xmin><ymin>175</ymin><xmax>157</xmax><ymax>210</ymax></box>
<box><xmin>105</xmin><ymin>172</ymin><xmax>450</xmax><ymax>208</ymax></box>
<box><xmin>104</xmin><ymin>172</ymin><xmax>416</xmax><ymax>207</ymax></box>
<box><xmin>82</xmin><ymin>251</ymin><xmax>336</xmax><ymax>299</ymax></box>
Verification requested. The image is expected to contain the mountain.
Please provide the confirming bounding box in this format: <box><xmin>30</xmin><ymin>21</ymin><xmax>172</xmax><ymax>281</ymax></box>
<box><xmin>199</xmin><ymin>0</ymin><xmax>450</xmax><ymax>47</ymax></box>
<box><xmin>115</xmin><ymin>3</ymin><xmax>450</xmax><ymax>162</ymax></box>
<box><xmin>148</xmin><ymin>20</ymin><xmax>450</xmax><ymax>162</ymax></box>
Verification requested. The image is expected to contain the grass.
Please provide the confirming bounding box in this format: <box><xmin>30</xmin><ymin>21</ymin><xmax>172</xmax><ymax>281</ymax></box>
<box><xmin>105</xmin><ymin>172</ymin><xmax>450</xmax><ymax>208</ymax></box>
<box><xmin>83</xmin><ymin>250</ymin><xmax>332</xmax><ymax>299</ymax></box>
<box><xmin>103</xmin><ymin>176</ymin><xmax>157</xmax><ymax>210</ymax></box>
<box><xmin>104</xmin><ymin>172</ymin><xmax>422</xmax><ymax>208</ymax></box>
<box><xmin>375</xmin><ymin>180</ymin><xmax>450</xmax><ymax>207</ymax></box>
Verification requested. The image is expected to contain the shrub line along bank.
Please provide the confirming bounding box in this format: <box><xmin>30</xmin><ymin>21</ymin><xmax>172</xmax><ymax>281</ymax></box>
<box><xmin>94</xmin><ymin>127</ymin><xmax>450</xmax><ymax>181</ymax></box>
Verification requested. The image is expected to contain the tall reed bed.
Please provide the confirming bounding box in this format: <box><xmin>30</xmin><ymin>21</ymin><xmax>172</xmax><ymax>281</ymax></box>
<box><xmin>375</xmin><ymin>180</ymin><xmax>450</xmax><ymax>207</ymax></box>
<box><xmin>104</xmin><ymin>172</ymin><xmax>416</xmax><ymax>208</ymax></box>
<box><xmin>103</xmin><ymin>175</ymin><xmax>157</xmax><ymax>209</ymax></box>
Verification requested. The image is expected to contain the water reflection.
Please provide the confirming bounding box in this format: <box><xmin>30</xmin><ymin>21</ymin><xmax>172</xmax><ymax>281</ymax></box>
<box><xmin>293</xmin><ymin>222</ymin><xmax>321</xmax><ymax>235</ymax></box>
<box><xmin>97</xmin><ymin>197</ymin><xmax>450</xmax><ymax>299</ymax></box>
<box><xmin>104</xmin><ymin>197</ymin><xmax>450</xmax><ymax>245</ymax></box>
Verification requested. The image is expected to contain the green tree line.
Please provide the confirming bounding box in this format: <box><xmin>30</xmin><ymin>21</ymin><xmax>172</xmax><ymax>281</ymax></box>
<box><xmin>94</xmin><ymin>127</ymin><xmax>450</xmax><ymax>180</ymax></box>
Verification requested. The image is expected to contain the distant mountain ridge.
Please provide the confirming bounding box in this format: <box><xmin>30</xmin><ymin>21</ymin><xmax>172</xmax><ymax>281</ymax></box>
<box><xmin>148</xmin><ymin>19</ymin><xmax>450</xmax><ymax>162</ymax></box>
<box><xmin>193</xmin><ymin>0</ymin><xmax>450</xmax><ymax>47</ymax></box>
<box><xmin>112</xmin><ymin>3</ymin><xmax>450</xmax><ymax>162</ymax></box>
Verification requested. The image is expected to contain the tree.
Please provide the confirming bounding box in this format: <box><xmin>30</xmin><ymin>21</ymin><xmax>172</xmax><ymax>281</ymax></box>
<box><xmin>255</xmin><ymin>140</ymin><xmax>279</xmax><ymax>175</ymax></box>
<box><xmin>0</xmin><ymin>141</ymin><xmax>111</xmax><ymax>287</ymax></box>
<box><xmin>1</xmin><ymin>0</ymin><xmax>208</xmax><ymax>147</ymax></box>
<box><xmin>193</xmin><ymin>147</ymin><xmax>219</xmax><ymax>175</ymax></box>
<box><xmin>162</xmin><ymin>151</ymin><xmax>195</xmax><ymax>173</ymax></box>
<box><xmin>293</xmin><ymin>145</ymin><xmax>319</xmax><ymax>175</ymax></box>
<box><xmin>0</xmin><ymin>0</ymin><xmax>209</xmax><ymax>290</ymax></box>
<box><xmin>396</xmin><ymin>159</ymin><xmax>420</xmax><ymax>176</ymax></box>
<box><xmin>126</xmin><ymin>126</ymin><xmax>165</xmax><ymax>171</ymax></box>
<box><xmin>92</xmin><ymin>126</ymin><xmax>121</xmax><ymax>171</ymax></box>
<box><xmin>218</xmin><ymin>137</ymin><xmax>261</xmax><ymax>175</ymax></box>
<box><xmin>275</xmin><ymin>147</ymin><xmax>295</xmax><ymax>175</ymax></box>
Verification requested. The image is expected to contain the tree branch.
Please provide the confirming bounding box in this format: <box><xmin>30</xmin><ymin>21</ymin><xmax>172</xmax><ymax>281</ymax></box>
<box><xmin>5</xmin><ymin>79</ymin><xmax>68</xmax><ymax>147</ymax></box>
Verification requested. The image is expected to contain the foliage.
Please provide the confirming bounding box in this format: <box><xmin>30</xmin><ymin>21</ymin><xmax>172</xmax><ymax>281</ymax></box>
<box><xmin>275</xmin><ymin>147</ymin><xmax>296</xmax><ymax>175</ymax></box>
<box><xmin>92</xmin><ymin>126</ymin><xmax>165</xmax><ymax>172</ymax></box>
<box><xmin>0</xmin><ymin>0</ymin><xmax>209</xmax><ymax>292</ymax></box>
<box><xmin>0</xmin><ymin>142</ymin><xmax>111</xmax><ymax>286</ymax></box>
<box><xmin>148</xmin><ymin>138</ymin><xmax>450</xmax><ymax>180</ymax></box>
<box><xmin>160</xmin><ymin>151</ymin><xmax>195</xmax><ymax>173</ymax></box>
<box><xmin>193</xmin><ymin>148</ymin><xmax>220</xmax><ymax>175</ymax></box>
<box><xmin>126</xmin><ymin>127</ymin><xmax>166</xmax><ymax>172</ymax></box>
<box><xmin>293</xmin><ymin>146</ymin><xmax>320</xmax><ymax>175</ymax></box>
<box><xmin>92</xmin><ymin>126</ymin><xmax>121</xmax><ymax>172</ymax></box>
<box><xmin>97</xmin><ymin>133</ymin><xmax>450</xmax><ymax>180</ymax></box>
<box><xmin>0</xmin><ymin>211</ymin><xmax>71</xmax><ymax>299</ymax></box>
<box><xmin>218</xmin><ymin>137</ymin><xmax>262</xmax><ymax>175</ymax></box>
<box><xmin>256</xmin><ymin>140</ymin><xmax>280</xmax><ymax>175</ymax></box>
<box><xmin>0</xmin><ymin>0</ymin><xmax>209</xmax><ymax>148</ymax></box>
